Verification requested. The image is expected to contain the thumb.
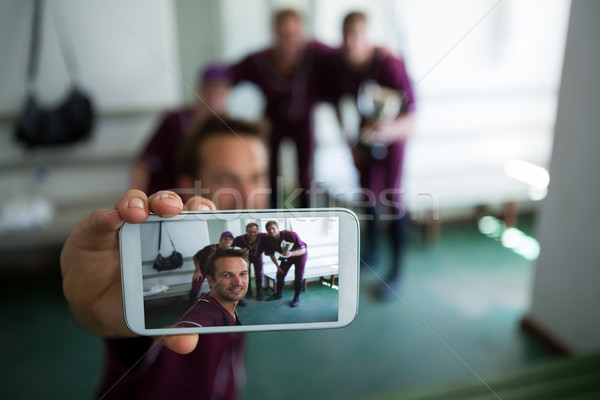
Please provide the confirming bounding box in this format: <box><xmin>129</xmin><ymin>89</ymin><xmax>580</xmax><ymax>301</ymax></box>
<box><xmin>159</xmin><ymin>334</ymin><xmax>199</xmax><ymax>355</ymax></box>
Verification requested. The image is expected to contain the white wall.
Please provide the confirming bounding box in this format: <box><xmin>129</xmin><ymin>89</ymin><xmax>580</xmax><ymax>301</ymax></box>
<box><xmin>174</xmin><ymin>0</ymin><xmax>223</xmax><ymax>104</ymax></box>
<box><xmin>0</xmin><ymin>0</ymin><xmax>182</xmax><ymax>250</ymax></box>
<box><xmin>527</xmin><ymin>0</ymin><xmax>600</xmax><ymax>354</ymax></box>
<box><xmin>0</xmin><ymin>0</ymin><xmax>180</xmax><ymax>115</ymax></box>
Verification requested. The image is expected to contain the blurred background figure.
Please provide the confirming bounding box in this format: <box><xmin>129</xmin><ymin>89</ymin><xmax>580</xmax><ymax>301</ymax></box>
<box><xmin>325</xmin><ymin>11</ymin><xmax>416</xmax><ymax>299</ymax></box>
<box><xmin>131</xmin><ymin>63</ymin><xmax>233</xmax><ymax>195</ymax></box>
<box><xmin>228</xmin><ymin>8</ymin><xmax>334</xmax><ymax>208</ymax></box>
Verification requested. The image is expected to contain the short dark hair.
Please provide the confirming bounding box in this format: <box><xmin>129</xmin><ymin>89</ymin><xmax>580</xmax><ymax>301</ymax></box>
<box><xmin>178</xmin><ymin>115</ymin><xmax>265</xmax><ymax>179</ymax></box>
<box><xmin>343</xmin><ymin>11</ymin><xmax>367</xmax><ymax>31</ymax></box>
<box><xmin>265</xmin><ymin>220</ymin><xmax>279</xmax><ymax>230</ymax></box>
<box><xmin>246</xmin><ymin>222</ymin><xmax>259</xmax><ymax>231</ymax></box>
<box><xmin>205</xmin><ymin>247</ymin><xmax>249</xmax><ymax>280</ymax></box>
<box><xmin>273</xmin><ymin>8</ymin><xmax>302</xmax><ymax>29</ymax></box>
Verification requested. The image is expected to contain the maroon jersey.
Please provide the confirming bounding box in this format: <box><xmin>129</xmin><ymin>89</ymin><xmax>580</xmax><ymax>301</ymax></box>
<box><xmin>264</xmin><ymin>230</ymin><xmax>307</xmax><ymax>257</ymax></box>
<box><xmin>323</xmin><ymin>49</ymin><xmax>417</xmax><ymax>205</ymax></box>
<box><xmin>229</xmin><ymin>40</ymin><xmax>334</xmax><ymax>126</ymax></box>
<box><xmin>176</xmin><ymin>293</ymin><xmax>242</xmax><ymax>327</ymax></box>
<box><xmin>233</xmin><ymin>233</ymin><xmax>268</xmax><ymax>261</ymax></box>
<box><xmin>229</xmin><ymin>41</ymin><xmax>336</xmax><ymax>207</ymax></box>
<box><xmin>193</xmin><ymin>244</ymin><xmax>218</xmax><ymax>274</ymax></box>
<box><xmin>324</xmin><ymin>49</ymin><xmax>416</xmax><ymax>113</ymax></box>
<box><xmin>138</xmin><ymin>108</ymin><xmax>194</xmax><ymax>195</ymax></box>
<box><xmin>98</xmin><ymin>293</ymin><xmax>244</xmax><ymax>399</ymax></box>
<box><xmin>98</xmin><ymin>333</ymin><xmax>244</xmax><ymax>400</ymax></box>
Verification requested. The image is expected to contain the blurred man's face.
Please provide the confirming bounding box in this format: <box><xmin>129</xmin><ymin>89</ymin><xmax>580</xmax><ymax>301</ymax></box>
<box><xmin>197</xmin><ymin>134</ymin><xmax>269</xmax><ymax>210</ymax></box>
<box><xmin>219</xmin><ymin>236</ymin><xmax>233</xmax><ymax>248</ymax></box>
<box><xmin>208</xmin><ymin>257</ymin><xmax>249</xmax><ymax>304</ymax></box>
<box><xmin>275</xmin><ymin>16</ymin><xmax>303</xmax><ymax>59</ymax></box>
<box><xmin>198</xmin><ymin>80</ymin><xmax>231</xmax><ymax>114</ymax></box>
<box><xmin>266</xmin><ymin>224</ymin><xmax>280</xmax><ymax>238</ymax></box>
<box><xmin>343</xmin><ymin>20</ymin><xmax>369</xmax><ymax>64</ymax></box>
<box><xmin>245</xmin><ymin>225</ymin><xmax>259</xmax><ymax>243</ymax></box>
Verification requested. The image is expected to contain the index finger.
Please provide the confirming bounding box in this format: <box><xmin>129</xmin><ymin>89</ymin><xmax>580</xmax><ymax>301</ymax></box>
<box><xmin>184</xmin><ymin>196</ymin><xmax>217</xmax><ymax>211</ymax></box>
<box><xmin>147</xmin><ymin>191</ymin><xmax>185</xmax><ymax>217</ymax></box>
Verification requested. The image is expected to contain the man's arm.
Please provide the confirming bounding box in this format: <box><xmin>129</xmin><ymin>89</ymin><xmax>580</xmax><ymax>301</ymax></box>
<box><xmin>287</xmin><ymin>248</ymin><xmax>307</xmax><ymax>257</ymax></box>
<box><xmin>60</xmin><ymin>189</ymin><xmax>215</xmax><ymax>354</ymax></box>
<box><xmin>368</xmin><ymin>112</ymin><xmax>415</xmax><ymax>145</ymax></box>
<box><xmin>368</xmin><ymin>55</ymin><xmax>416</xmax><ymax>144</ymax></box>
<box><xmin>269</xmin><ymin>254</ymin><xmax>283</xmax><ymax>274</ymax></box>
<box><xmin>192</xmin><ymin>259</ymin><xmax>204</xmax><ymax>281</ymax></box>
<box><xmin>282</xmin><ymin>231</ymin><xmax>307</xmax><ymax>258</ymax></box>
<box><xmin>228</xmin><ymin>52</ymin><xmax>261</xmax><ymax>86</ymax></box>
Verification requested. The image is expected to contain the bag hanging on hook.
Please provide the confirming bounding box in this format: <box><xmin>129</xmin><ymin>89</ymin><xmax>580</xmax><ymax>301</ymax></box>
<box><xmin>153</xmin><ymin>222</ymin><xmax>184</xmax><ymax>272</ymax></box>
<box><xmin>15</xmin><ymin>0</ymin><xmax>95</xmax><ymax>148</ymax></box>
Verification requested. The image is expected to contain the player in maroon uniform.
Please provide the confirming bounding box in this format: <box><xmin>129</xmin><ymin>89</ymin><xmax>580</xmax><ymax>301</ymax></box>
<box><xmin>177</xmin><ymin>248</ymin><xmax>249</xmax><ymax>327</ymax></box>
<box><xmin>189</xmin><ymin>231</ymin><xmax>234</xmax><ymax>301</ymax></box>
<box><xmin>233</xmin><ymin>222</ymin><xmax>269</xmax><ymax>301</ymax></box>
<box><xmin>264</xmin><ymin>220</ymin><xmax>307</xmax><ymax>307</ymax></box>
<box><xmin>131</xmin><ymin>64</ymin><xmax>233</xmax><ymax>195</ymax></box>
<box><xmin>228</xmin><ymin>9</ymin><xmax>335</xmax><ymax>208</ymax></box>
<box><xmin>326</xmin><ymin>11</ymin><xmax>416</xmax><ymax>299</ymax></box>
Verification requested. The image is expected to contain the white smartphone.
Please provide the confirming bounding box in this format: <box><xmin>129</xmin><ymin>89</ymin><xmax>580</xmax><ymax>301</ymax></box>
<box><xmin>119</xmin><ymin>208</ymin><xmax>360</xmax><ymax>336</ymax></box>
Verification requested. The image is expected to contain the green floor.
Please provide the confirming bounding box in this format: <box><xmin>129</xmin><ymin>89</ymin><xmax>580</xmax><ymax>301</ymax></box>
<box><xmin>366</xmin><ymin>353</ymin><xmax>600</xmax><ymax>400</ymax></box>
<box><xmin>0</xmin><ymin>216</ymin><xmax>561</xmax><ymax>399</ymax></box>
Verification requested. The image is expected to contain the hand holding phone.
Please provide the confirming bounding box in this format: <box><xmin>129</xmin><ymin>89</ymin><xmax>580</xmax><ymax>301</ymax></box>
<box><xmin>60</xmin><ymin>189</ymin><xmax>217</xmax><ymax>355</ymax></box>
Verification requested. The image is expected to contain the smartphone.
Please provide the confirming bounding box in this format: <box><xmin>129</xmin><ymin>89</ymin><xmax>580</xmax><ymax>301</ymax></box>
<box><xmin>119</xmin><ymin>208</ymin><xmax>360</xmax><ymax>336</ymax></box>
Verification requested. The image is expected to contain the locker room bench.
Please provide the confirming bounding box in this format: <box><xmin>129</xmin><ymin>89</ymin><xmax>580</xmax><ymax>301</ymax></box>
<box><xmin>263</xmin><ymin>264</ymin><xmax>339</xmax><ymax>292</ymax></box>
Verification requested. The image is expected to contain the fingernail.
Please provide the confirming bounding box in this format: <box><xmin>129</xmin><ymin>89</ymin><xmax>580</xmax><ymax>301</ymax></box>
<box><xmin>193</xmin><ymin>203</ymin><xmax>211</xmax><ymax>211</ymax></box>
<box><xmin>128</xmin><ymin>198</ymin><xmax>145</xmax><ymax>210</ymax></box>
<box><xmin>159</xmin><ymin>193</ymin><xmax>181</xmax><ymax>208</ymax></box>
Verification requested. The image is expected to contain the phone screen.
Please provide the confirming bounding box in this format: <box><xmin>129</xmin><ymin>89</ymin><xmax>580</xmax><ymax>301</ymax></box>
<box><xmin>120</xmin><ymin>209</ymin><xmax>359</xmax><ymax>335</ymax></box>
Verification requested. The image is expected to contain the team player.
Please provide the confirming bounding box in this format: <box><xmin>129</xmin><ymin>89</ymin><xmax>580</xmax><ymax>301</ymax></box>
<box><xmin>60</xmin><ymin>116</ymin><xmax>269</xmax><ymax>399</ymax></box>
<box><xmin>228</xmin><ymin>9</ymin><xmax>335</xmax><ymax>208</ymax></box>
<box><xmin>189</xmin><ymin>231</ymin><xmax>235</xmax><ymax>301</ymax></box>
<box><xmin>177</xmin><ymin>248</ymin><xmax>249</xmax><ymax>327</ymax></box>
<box><xmin>132</xmin><ymin>64</ymin><xmax>232</xmax><ymax>195</ymax></box>
<box><xmin>326</xmin><ymin>11</ymin><xmax>416</xmax><ymax>299</ymax></box>
<box><xmin>264</xmin><ymin>220</ymin><xmax>307</xmax><ymax>307</ymax></box>
<box><xmin>233</xmin><ymin>222</ymin><xmax>269</xmax><ymax>301</ymax></box>
<box><xmin>233</xmin><ymin>222</ymin><xmax>268</xmax><ymax>301</ymax></box>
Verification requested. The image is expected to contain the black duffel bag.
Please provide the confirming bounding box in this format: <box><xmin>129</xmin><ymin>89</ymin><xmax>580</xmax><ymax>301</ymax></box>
<box><xmin>15</xmin><ymin>0</ymin><xmax>95</xmax><ymax>149</ymax></box>
<box><xmin>153</xmin><ymin>222</ymin><xmax>184</xmax><ymax>272</ymax></box>
<box><xmin>16</xmin><ymin>87</ymin><xmax>94</xmax><ymax>148</ymax></box>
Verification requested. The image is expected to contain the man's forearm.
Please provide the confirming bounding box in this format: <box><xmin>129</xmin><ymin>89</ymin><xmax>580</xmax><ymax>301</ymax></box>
<box><xmin>290</xmin><ymin>248</ymin><xmax>306</xmax><ymax>257</ymax></box>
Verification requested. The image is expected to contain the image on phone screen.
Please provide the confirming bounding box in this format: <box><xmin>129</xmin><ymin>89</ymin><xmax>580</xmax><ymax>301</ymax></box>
<box><xmin>120</xmin><ymin>209</ymin><xmax>359</xmax><ymax>335</ymax></box>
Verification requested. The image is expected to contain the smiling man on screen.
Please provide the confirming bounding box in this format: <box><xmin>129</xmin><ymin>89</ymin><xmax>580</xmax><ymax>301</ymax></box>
<box><xmin>178</xmin><ymin>248</ymin><xmax>249</xmax><ymax>327</ymax></box>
